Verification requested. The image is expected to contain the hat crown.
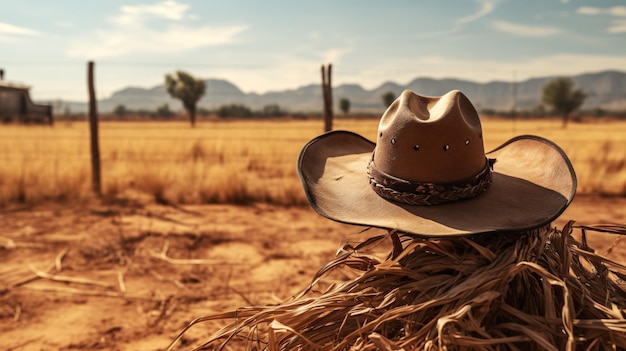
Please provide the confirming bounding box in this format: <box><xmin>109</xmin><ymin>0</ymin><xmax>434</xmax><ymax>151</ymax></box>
<box><xmin>374</xmin><ymin>90</ymin><xmax>486</xmax><ymax>184</ymax></box>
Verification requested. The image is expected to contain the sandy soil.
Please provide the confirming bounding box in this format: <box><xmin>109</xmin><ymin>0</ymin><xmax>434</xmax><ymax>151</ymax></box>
<box><xmin>1</xmin><ymin>196</ymin><xmax>625</xmax><ymax>351</ymax></box>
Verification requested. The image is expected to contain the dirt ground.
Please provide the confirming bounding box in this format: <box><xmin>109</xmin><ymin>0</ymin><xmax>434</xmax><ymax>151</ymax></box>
<box><xmin>1</xmin><ymin>195</ymin><xmax>625</xmax><ymax>351</ymax></box>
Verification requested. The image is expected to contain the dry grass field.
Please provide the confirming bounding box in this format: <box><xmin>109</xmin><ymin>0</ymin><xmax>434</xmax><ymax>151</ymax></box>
<box><xmin>0</xmin><ymin>116</ymin><xmax>625</xmax><ymax>350</ymax></box>
<box><xmin>0</xmin><ymin>116</ymin><xmax>625</xmax><ymax>207</ymax></box>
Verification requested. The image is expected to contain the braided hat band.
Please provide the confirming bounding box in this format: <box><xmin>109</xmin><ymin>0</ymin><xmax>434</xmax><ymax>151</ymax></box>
<box><xmin>367</xmin><ymin>157</ymin><xmax>496</xmax><ymax>206</ymax></box>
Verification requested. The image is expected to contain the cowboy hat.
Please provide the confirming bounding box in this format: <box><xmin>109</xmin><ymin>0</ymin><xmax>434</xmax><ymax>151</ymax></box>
<box><xmin>298</xmin><ymin>90</ymin><xmax>577</xmax><ymax>237</ymax></box>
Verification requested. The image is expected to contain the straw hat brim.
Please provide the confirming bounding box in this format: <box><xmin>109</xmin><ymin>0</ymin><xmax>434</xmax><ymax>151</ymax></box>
<box><xmin>298</xmin><ymin>131</ymin><xmax>577</xmax><ymax>237</ymax></box>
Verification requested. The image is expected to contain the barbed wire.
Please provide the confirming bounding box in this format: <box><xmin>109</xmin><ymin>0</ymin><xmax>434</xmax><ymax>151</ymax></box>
<box><xmin>0</xmin><ymin>130</ymin><xmax>315</xmax><ymax>161</ymax></box>
<box><xmin>0</xmin><ymin>154</ymin><xmax>296</xmax><ymax>162</ymax></box>
<box><xmin>0</xmin><ymin>135</ymin><xmax>313</xmax><ymax>141</ymax></box>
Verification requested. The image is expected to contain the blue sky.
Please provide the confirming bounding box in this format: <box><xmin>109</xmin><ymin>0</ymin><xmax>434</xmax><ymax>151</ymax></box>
<box><xmin>1</xmin><ymin>0</ymin><xmax>625</xmax><ymax>102</ymax></box>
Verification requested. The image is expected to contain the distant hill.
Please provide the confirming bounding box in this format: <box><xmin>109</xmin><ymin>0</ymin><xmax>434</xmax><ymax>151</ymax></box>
<box><xmin>59</xmin><ymin>70</ymin><xmax>626</xmax><ymax>114</ymax></box>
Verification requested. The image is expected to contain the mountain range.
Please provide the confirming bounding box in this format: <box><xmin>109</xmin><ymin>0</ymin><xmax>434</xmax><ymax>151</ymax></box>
<box><xmin>59</xmin><ymin>70</ymin><xmax>626</xmax><ymax>114</ymax></box>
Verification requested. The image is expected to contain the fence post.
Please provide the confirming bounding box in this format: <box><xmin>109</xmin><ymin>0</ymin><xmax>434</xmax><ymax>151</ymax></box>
<box><xmin>321</xmin><ymin>64</ymin><xmax>333</xmax><ymax>132</ymax></box>
<box><xmin>87</xmin><ymin>61</ymin><xmax>101</xmax><ymax>196</ymax></box>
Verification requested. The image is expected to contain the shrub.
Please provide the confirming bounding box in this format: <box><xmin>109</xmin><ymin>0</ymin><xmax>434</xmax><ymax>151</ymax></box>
<box><xmin>217</xmin><ymin>104</ymin><xmax>252</xmax><ymax>118</ymax></box>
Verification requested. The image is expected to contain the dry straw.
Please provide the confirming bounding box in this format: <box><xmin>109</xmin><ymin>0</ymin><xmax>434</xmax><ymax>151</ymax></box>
<box><xmin>168</xmin><ymin>222</ymin><xmax>626</xmax><ymax>351</ymax></box>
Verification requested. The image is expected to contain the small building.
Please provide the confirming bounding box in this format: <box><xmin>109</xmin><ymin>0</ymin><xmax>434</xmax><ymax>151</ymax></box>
<box><xmin>0</xmin><ymin>70</ymin><xmax>53</xmax><ymax>125</ymax></box>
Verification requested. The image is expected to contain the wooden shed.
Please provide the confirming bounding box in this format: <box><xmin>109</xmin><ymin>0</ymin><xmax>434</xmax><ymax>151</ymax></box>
<box><xmin>0</xmin><ymin>80</ymin><xmax>53</xmax><ymax>125</ymax></box>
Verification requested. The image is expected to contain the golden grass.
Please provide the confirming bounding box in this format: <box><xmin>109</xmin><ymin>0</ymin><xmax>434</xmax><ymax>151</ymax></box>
<box><xmin>167</xmin><ymin>223</ymin><xmax>626</xmax><ymax>351</ymax></box>
<box><xmin>0</xmin><ymin>117</ymin><xmax>625</xmax><ymax>206</ymax></box>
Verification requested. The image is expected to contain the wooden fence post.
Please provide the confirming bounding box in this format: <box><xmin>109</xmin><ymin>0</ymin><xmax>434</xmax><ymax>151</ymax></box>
<box><xmin>87</xmin><ymin>61</ymin><xmax>101</xmax><ymax>196</ymax></box>
<box><xmin>321</xmin><ymin>64</ymin><xmax>333</xmax><ymax>132</ymax></box>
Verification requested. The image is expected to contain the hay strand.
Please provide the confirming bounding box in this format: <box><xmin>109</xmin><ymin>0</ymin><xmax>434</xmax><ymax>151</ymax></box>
<box><xmin>167</xmin><ymin>222</ymin><xmax>626</xmax><ymax>351</ymax></box>
<box><xmin>150</xmin><ymin>241</ymin><xmax>245</xmax><ymax>266</ymax></box>
<box><xmin>28</xmin><ymin>264</ymin><xmax>113</xmax><ymax>288</ymax></box>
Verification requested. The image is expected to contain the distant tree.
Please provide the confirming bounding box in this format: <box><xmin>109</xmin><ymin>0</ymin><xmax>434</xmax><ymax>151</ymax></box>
<box><xmin>135</xmin><ymin>109</ymin><xmax>153</xmax><ymax>117</ymax></box>
<box><xmin>339</xmin><ymin>98</ymin><xmax>351</xmax><ymax>114</ymax></box>
<box><xmin>480</xmin><ymin>108</ymin><xmax>497</xmax><ymax>116</ymax></box>
<box><xmin>113</xmin><ymin>104</ymin><xmax>128</xmax><ymax>117</ymax></box>
<box><xmin>542</xmin><ymin>77</ymin><xmax>587</xmax><ymax>128</ymax></box>
<box><xmin>156</xmin><ymin>103</ymin><xmax>174</xmax><ymax>118</ymax></box>
<box><xmin>263</xmin><ymin>104</ymin><xmax>284</xmax><ymax>117</ymax></box>
<box><xmin>381</xmin><ymin>91</ymin><xmax>396</xmax><ymax>108</ymax></box>
<box><xmin>531</xmin><ymin>104</ymin><xmax>546</xmax><ymax>117</ymax></box>
<box><xmin>165</xmin><ymin>71</ymin><xmax>206</xmax><ymax>127</ymax></box>
<box><xmin>197</xmin><ymin>107</ymin><xmax>212</xmax><ymax>116</ymax></box>
<box><xmin>593</xmin><ymin>107</ymin><xmax>606</xmax><ymax>117</ymax></box>
<box><xmin>217</xmin><ymin>104</ymin><xmax>252</xmax><ymax>118</ymax></box>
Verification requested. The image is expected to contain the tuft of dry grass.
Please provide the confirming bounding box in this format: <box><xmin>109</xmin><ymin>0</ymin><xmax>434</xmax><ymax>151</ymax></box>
<box><xmin>167</xmin><ymin>222</ymin><xmax>626</xmax><ymax>351</ymax></box>
<box><xmin>0</xmin><ymin>117</ymin><xmax>625</xmax><ymax>207</ymax></box>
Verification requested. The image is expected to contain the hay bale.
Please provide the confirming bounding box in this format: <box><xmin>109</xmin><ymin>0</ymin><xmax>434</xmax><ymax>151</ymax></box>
<box><xmin>168</xmin><ymin>222</ymin><xmax>626</xmax><ymax>351</ymax></box>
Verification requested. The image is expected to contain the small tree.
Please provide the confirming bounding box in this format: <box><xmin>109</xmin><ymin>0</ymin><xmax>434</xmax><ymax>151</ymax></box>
<box><xmin>113</xmin><ymin>104</ymin><xmax>128</xmax><ymax>117</ymax></box>
<box><xmin>165</xmin><ymin>71</ymin><xmax>206</xmax><ymax>127</ymax></box>
<box><xmin>339</xmin><ymin>98</ymin><xmax>351</xmax><ymax>115</ymax></box>
<box><xmin>217</xmin><ymin>104</ymin><xmax>252</xmax><ymax>118</ymax></box>
<box><xmin>156</xmin><ymin>103</ymin><xmax>174</xmax><ymax>118</ymax></box>
<box><xmin>263</xmin><ymin>104</ymin><xmax>284</xmax><ymax>117</ymax></box>
<box><xmin>542</xmin><ymin>77</ymin><xmax>586</xmax><ymax>128</ymax></box>
<box><xmin>382</xmin><ymin>91</ymin><xmax>396</xmax><ymax>108</ymax></box>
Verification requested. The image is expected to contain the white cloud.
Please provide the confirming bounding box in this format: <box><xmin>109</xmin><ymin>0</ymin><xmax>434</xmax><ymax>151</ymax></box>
<box><xmin>415</xmin><ymin>0</ymin><xmax>497</xmax><ymax>40</ymax></box>
<box><xmin>577</xmin><ymin>6</ymin><xmax>626</xmax><ymax>34</ymax></box>
<box><xmin>490</xmin><ymin>20</ymin><xmax>562</xmax><ymax>37</ymax></box>
<box><xmin>67</xmin><ymin>24</ymin><xmax>247</xmax><ymax>59</ymax></box>
<box><xmin>609</xmin><ymin>6</ymin><xmax>626</xmax><ymax>16</ymax></box>
<box><xmin>608</xmin><ymin>19</ymin><xmax>626</xmax><ymax>33</ymax></box>
<box><xmin>0</xmin><ymin>22</ymin><xmax>39</xmax><ymax>36</ymax></box>
<box><xmin>112</xmin><ymin>1</ymin><xmax>190</xmax><ymax>27</ymax></box>
<box><xmin>577</xmin><ymin>7</ymin><xmax>601</xmax><ymax>16</ymax></box>
<box><xmin>66</xmin><ymin>1</ymin><xmax>248</xmax><ymax>59</ymax></box>
<box><xmin>54</xmin><ymin>21</ymin><xmax>74</xmax><ymax>28</ymax></box>
<box><xmin>321</xmin><ymin>48</ymin><xmax>351</xmax><ymax>64</ymax></box>
<box><xmin>577</xmin><ymin>6</ymin><xmax>626</xmax><ymax>17</ymax></box>
<box><xmin>457</xmin><ymin>0</ymin><xmax>497</xmax><ymax>26</ymax></box>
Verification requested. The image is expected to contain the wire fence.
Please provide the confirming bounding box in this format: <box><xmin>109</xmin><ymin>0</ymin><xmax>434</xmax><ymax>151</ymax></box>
<box><xmin>0</xmin><ymin>121</ymin><xmax>338</xmax><ymax>164</ymax></box>
<box><xmin>0</xmin><ymin>118</ymin><xmax>329</xmax><ymax>205</ymax></box>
